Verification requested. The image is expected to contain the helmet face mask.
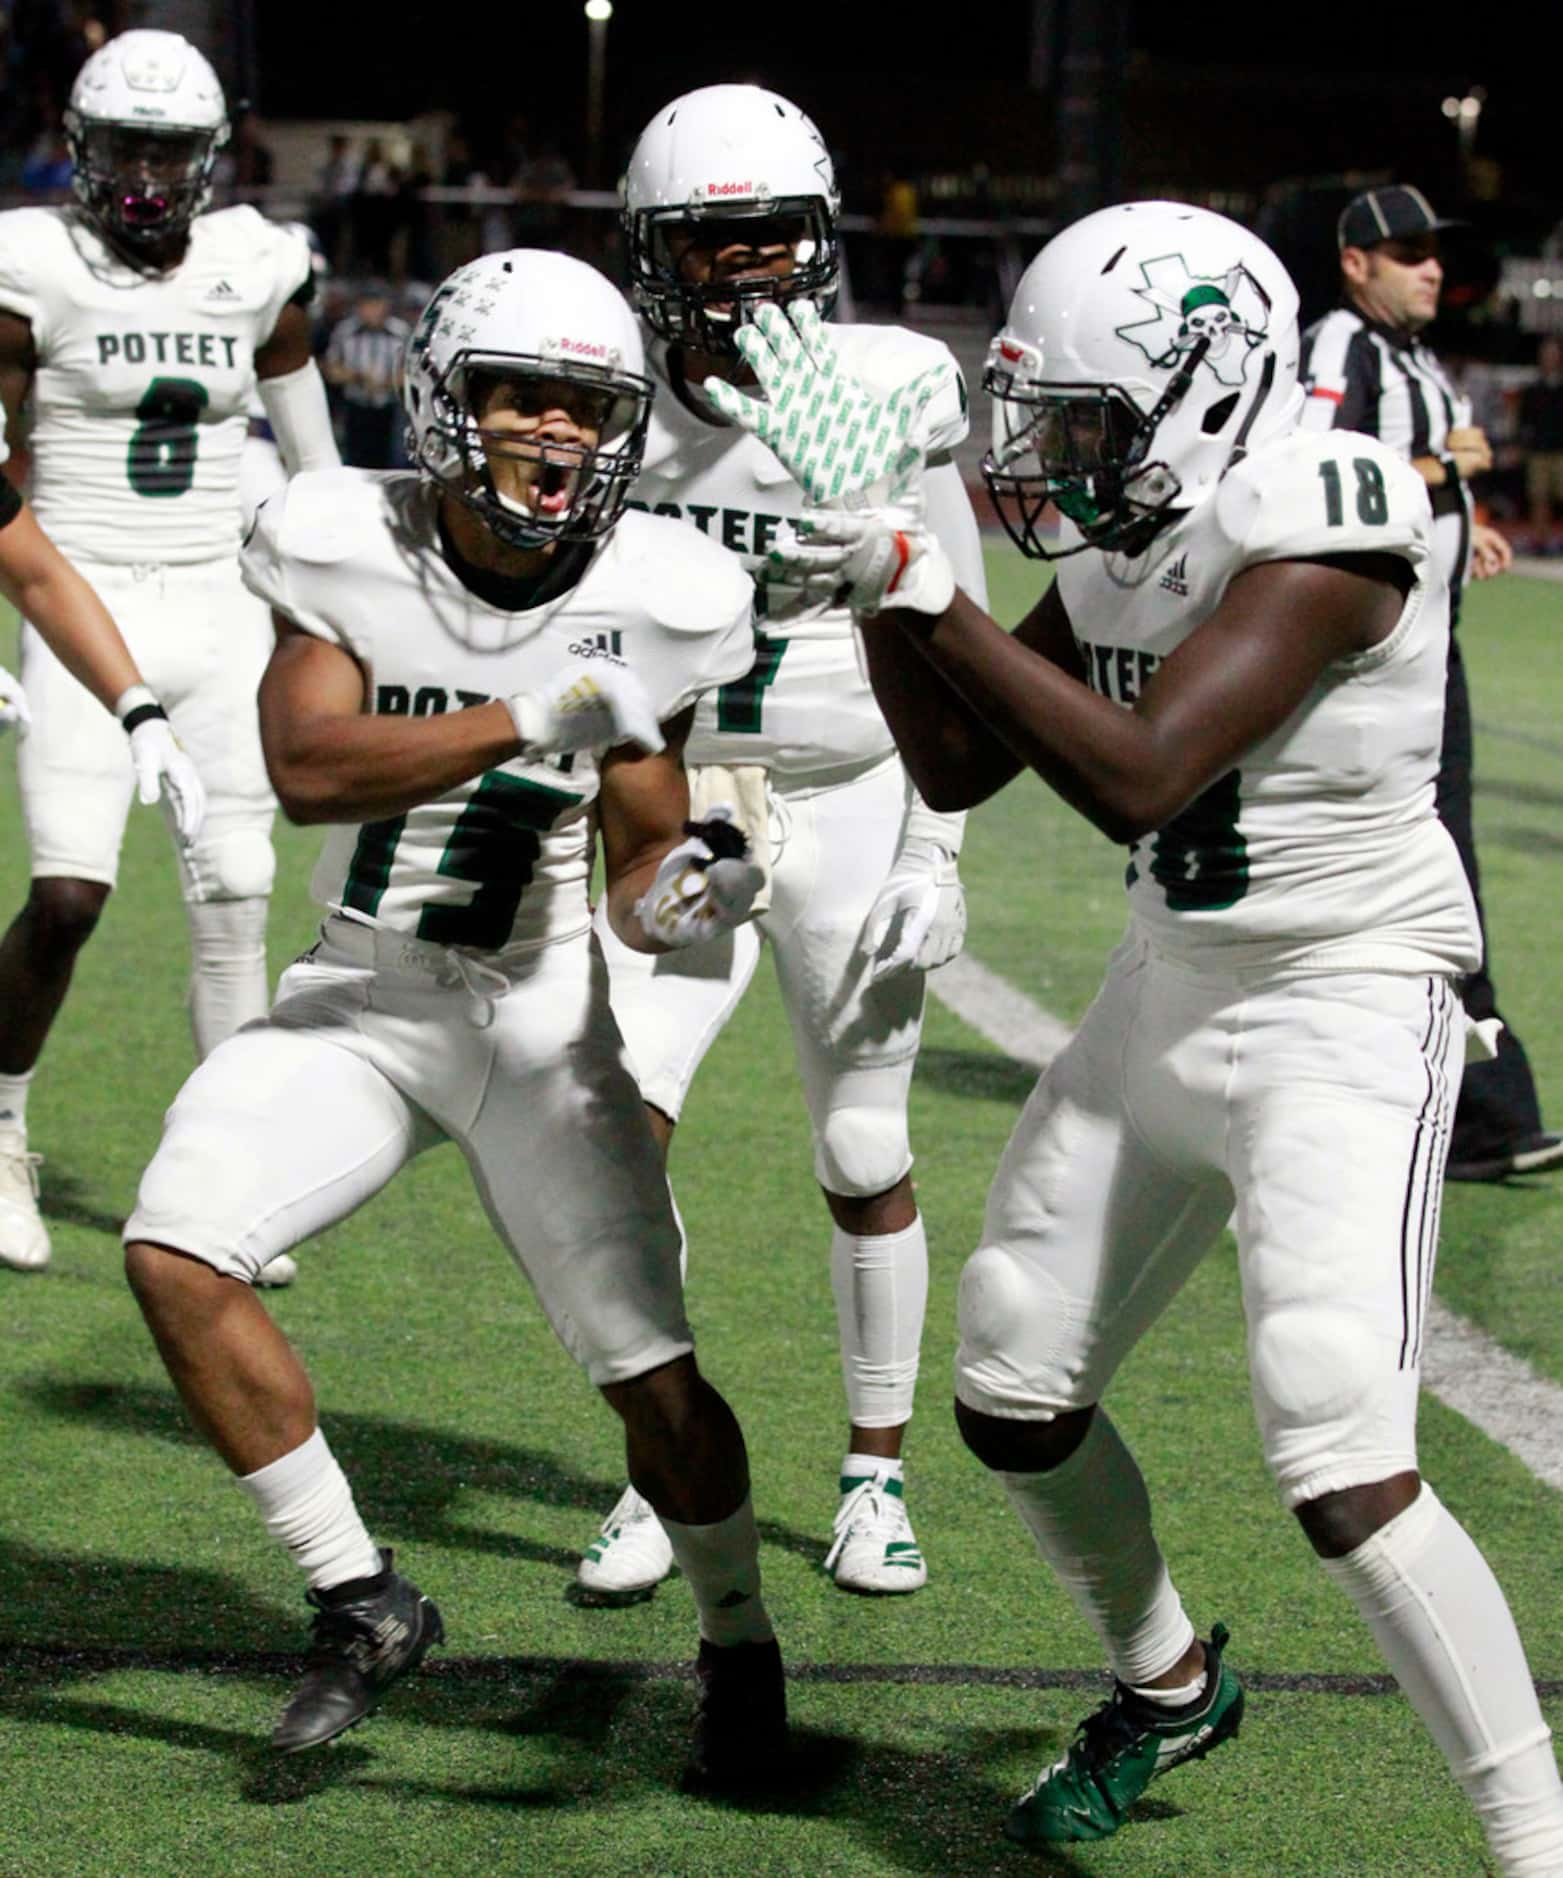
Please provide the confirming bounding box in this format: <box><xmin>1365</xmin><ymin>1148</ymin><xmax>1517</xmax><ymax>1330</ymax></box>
<box><xmin>403</xmin><ymin>251</ymin><xmax>653</xmax><ymax>557</ymax></box>
<box><xmin>64</xmin><ymin>30</ymin><xmax>228</xmax><ymax>257</ymax></box>
<box><xmin>983</xmin><ymin>367</ymin><xmax>1175</xmax><ymax>558</ymax></box>
<box><xmin>69</xmin><ymin>122</ymin><xmax>223</xmax><ymax>251</ymax></box>
<box><xmin>623</xmin><ymin>85</ymin><xmax>841</xmax><ymax>359</ymax></box>
<box><xmin>628</xmin><ymin>198</ymin><xmax>838</xmax><ymax>353</ymax></box>
<box><xmin>427</xmin><ymin>352</ymin><xmax>652</xmax><ymax>551</ymax></box>
<box><xmin>981</xmin><ymin>203</ymin><xmax>1303</xmax><ymax>560</ymax></box>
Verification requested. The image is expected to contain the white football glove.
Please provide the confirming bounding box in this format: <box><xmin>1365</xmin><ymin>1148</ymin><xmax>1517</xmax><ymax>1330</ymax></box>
<box><xmin>0</xmin><ymin>662</ymin><xmax>32</xmax><ymax>736</ymax></box>
<box><xmin>704</xmin><ymin>300</ymin><xmax>951</xmax><ymax>506</ymax></box>
<box><xmin>508</xmin><ymin>661</ymin><xmax>665</xmax><ymax>757</ymax></box>
<box><xmin>862</xmin><ymin>837</ymin><xmax>966</xmax><ymax>981</ymax></box>
<box><xmin>130</xmin><ymin>718</ymin><xmax>207</xmax><ymax>844</ymax></box>
<box><xmin>763</xmin><ymin>504</ymin><xmax>956</xmax><ymax>620</ymax></box>
<box><xmin>113</xmin><ymin>687</ymin><xmax>207</xmax><ymax>844</ymax></box>
<box><xmin>635</xmin><ymin>805</ymin><xmax>765</xmax><ymax>949</ymax></box>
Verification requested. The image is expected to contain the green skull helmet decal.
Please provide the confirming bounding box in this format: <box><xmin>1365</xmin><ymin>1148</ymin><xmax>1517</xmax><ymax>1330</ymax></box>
<box><xmin>1115</xmin><ymin>254</ymin><xmax>1271</xmax><ymax>388</ymax></box>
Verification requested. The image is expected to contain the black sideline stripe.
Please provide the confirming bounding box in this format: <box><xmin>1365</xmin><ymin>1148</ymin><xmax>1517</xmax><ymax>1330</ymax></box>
<box><xmin>3</xmin><ymin>1643</ymin><xmax>1560</xmax><ymax>1700</ymax></box>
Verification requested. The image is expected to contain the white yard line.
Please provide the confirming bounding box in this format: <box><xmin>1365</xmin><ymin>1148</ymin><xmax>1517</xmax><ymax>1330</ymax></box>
<box><xmin>929</xmin><ymin>957</ymin><xmax>1563</xmax><ymax>1492</ymax></box>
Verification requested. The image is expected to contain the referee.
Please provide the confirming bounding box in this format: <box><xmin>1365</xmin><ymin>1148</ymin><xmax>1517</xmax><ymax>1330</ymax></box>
<box><xmin>1302</xmin><ymin>185</ymin><xmax>1562</xmax><ymax>1182</ymax></box>
<box><xmin>323</xmin><ymin>281</ymin><xmax>410</xmax><ymax>470</ymax></box>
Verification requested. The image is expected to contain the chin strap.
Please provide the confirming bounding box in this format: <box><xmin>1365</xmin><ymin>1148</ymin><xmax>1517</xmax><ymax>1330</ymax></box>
<box><xmin>1226</xmin><ymin>350</ymin><xmax>1278</xmax><ymax>471</ymax></box>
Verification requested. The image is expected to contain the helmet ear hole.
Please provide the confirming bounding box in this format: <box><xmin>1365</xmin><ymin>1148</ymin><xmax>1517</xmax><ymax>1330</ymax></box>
<box><xmin>1201</xmin><ymin>392</ymin><xmax>1240</xmax><ymax>435</ymax></box>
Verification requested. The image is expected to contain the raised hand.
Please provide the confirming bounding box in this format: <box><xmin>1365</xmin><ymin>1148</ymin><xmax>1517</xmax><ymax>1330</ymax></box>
<box><xmin>704</xmin><ymin>301</ymin><xmax>951</xmax><ymax>505</ymax></box>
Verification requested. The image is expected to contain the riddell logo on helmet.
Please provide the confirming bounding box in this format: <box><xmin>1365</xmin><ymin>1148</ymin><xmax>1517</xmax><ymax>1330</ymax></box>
<box><xmin>703</xmin><ymin>181</ymin><xmax>756</xmax><ymax>198</ymax></box>
<box><xmin>556</xmin><ymin>337</ymin><xmax>611</xmax><ymax>358</ymax></box>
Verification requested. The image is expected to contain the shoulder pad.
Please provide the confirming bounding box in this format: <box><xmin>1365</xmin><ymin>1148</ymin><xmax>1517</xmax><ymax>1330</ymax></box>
<box><xmin>1215</xmin><ymin>430</ymin><xmax>1431</xmax><ymax>571</ymax></box>
<box><xmin>832</xmin><ymin>323</ymin><xmax>969</xmax><ymax>452</ymax></box>
<box><xmin>241</xmin><ymin>470</ymin><xmax>401</xmax><ymax>642</ymax></box>
<box><xmin>615</xmin><ymin>511</ymin><xmax>754</xmax><ymax>636</ymax></box>
<box><xmin>271</xmin><ymin>468</ymin><xmax>390</xmax><ymax>565</ymax></box>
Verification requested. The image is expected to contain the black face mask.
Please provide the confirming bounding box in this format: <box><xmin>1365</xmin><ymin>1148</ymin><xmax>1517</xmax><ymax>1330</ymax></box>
<box><xmin>67</xmin><ymin>121</ymin><xmax>221</xmax><ymax>254</ymax></box>
<box><xmin>626</xmin><ymin>200</ymin><xmax>839</xmax><ymax>355</ymax></box>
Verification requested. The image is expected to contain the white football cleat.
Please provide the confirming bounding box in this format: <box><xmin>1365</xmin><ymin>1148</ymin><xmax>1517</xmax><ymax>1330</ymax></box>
<box><xmin>0</xmin><ymin>1127</ymin><xmax>50</xmax><ymax>1272</ymax></box>
<box><xmin>576</xmin><ymin>1485</ymin><xmax>674</xmax><ymax>1601</ymax></box>
<box><xmin>256</xmin><ymin>1253</ymin><xmax>298</xmax><ymax>1288</ymax></box>
<box><xmin>824</xmin><ymin>1468</ymin><xmax>927</xmax><ymax>1595</ymax></box>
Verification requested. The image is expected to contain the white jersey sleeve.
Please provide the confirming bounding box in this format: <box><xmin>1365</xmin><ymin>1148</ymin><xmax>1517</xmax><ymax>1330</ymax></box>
<box><xmin>1215</xmin><ymin>430</ymin><xmax>1432</xmax><ymax>574</ymax></box>
<box><xmin>251</xmin><ymin>215</ymin><xmax>314</xmax><ymax>348</ymax></box>
<box><xmin>0</xmin><ymin>209</ymin><xmax>51</xmax><ymax>347</ymax></box>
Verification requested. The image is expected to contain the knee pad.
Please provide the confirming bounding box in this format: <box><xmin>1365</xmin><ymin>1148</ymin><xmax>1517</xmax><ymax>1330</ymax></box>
<box><xmin>955</xmin><ymin>1242</ymin><xmax>1070</xmax><ymax>1407</ymax></box>
<box><xmin>1251</xmin><ymin>1303</ymin><xmax>1414</xmax><ymax>1507</ymax></box>
<box><xmin>185</xmin><ymin>829</ymin><xmax>276</xmax><ymax>904</ymax></box>
<box><xmin>813</xmin><ymin>1101</ymin><xmax>912</xmax><ymax>1198</ymax></box>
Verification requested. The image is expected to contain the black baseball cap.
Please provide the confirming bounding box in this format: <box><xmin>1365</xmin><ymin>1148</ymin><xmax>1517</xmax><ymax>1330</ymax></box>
<box><xmin>1337</xmin><ymin>185</ymin><xmax>1464</xmax><ymax>252</ymax></box>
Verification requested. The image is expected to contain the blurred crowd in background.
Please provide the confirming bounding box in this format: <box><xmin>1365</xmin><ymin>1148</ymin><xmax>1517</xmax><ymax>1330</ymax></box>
<box><xmin>2</xmin><ymin>3</ymin><xmax>1562</xmax><ymax>545</ymax></box>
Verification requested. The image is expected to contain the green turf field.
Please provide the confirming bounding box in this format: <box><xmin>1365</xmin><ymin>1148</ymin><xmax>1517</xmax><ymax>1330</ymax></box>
<box><xmin>1</xmin><ymin>550</ymin><xmax>1560</xmax><ymax>1876</ymax></box>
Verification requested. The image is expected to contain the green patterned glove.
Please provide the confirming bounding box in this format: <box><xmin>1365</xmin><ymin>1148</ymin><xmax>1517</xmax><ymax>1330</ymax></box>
<box><xmin>703</xmin><ymin>301</ymin><xmax>952</xmax><ymax>505</ymax></box>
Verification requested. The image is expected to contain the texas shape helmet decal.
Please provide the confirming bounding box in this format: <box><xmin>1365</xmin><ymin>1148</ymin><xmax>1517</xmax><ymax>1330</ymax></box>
<box><xmin>1114</xmin><ymin>253</ymin><xmax>1272</xmax><ymax>388</ymax></box>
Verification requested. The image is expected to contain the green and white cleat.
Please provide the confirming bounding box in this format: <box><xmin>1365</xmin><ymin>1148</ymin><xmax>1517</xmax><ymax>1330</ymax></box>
<box><xmin>1006</xmin><ymin>1623</ymin><xmax>1245</xmax><ymax>1846</ymax></box>
<box><xmin>824</xmin><ymin>1467</ymin><xmax>927</xmax><ymax>1595</ymax></box>
<box><xmin>576</xmin><ymin>1484</ymin><xmax>674</xmax><ymax>1603</ymax></box>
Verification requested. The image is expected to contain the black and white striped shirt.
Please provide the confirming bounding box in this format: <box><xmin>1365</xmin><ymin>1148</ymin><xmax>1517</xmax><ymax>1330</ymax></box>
<box><xmin>1300</xmin><ymin>305</ymin><xmax>1471</xmax><ymax>607</ymax></box>
<box><xmin>325</xmin><ymin>313</ymin><xmax>410</xmax><ymax>410</ymax></box>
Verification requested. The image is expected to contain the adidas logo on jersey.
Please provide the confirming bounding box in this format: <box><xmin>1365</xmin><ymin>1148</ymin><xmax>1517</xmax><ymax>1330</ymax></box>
<box><xmin>1159</xmin><ymin>553</ymin><xmax>1190</xmax><ymax>598</ymax></box>
<box><xmin>568</xmin><ymin>632</ymin><xmax>625</xmax><ymax>662</ymax></box>
<box><xmin>205</xmin><ymin>279</ymin><xmax>241</xmax><ymax>301</ymax></box>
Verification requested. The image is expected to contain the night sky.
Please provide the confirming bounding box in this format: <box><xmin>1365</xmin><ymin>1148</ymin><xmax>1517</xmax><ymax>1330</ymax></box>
<box><xmin>255</xmin><ymin>2</ymin><xmax>1549</xmax><ymax>188</ymax></box>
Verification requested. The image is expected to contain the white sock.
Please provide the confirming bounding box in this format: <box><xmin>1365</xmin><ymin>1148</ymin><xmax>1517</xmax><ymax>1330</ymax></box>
<box><xmin>659</xmin><ymin>1494</ymin><xmax>774</xmax><ymax>1647</ymax></box>
<box><xmin>842</xmin><ymin>1451</ymin><xmax>903</xmax><ymax>1490</ymax></box>
<box><xmin>1129</xmin><ymin>1669</ymin><xmax>1209</xmax><ymax>1708</ymax></box>
<box><xmin>0</xmin><ymin>1069</ymin><xmax>33</xmax><ymax>1134</ymax></box>
<box><xmin>1319</xmin><ymin>1484</ymin><xmax>1563</xmax><ymax>1876</ymax></box>
<box><xmin>188</xmin><ymin>897</ymin><xmax>269</xmax><ymax>1060</ymax></box>
<box><xmin>831</xmin><ymin>1218</ymin><xmax>928</xmax><ymax>1429</ymax></box>
<box><xmin>236</xmin><ymin>1427</ymin><xmax>382</xmax><ymax>1592</ymax></box>
<box><xmin>998</xmin><ymin>1410</ymin><xmax>1196</xmax><ymax>1687</ymax></box>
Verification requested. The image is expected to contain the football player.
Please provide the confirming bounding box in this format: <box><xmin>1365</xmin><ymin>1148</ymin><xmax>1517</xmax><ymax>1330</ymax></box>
<box><xmin>0</xmin><ymin>30</ymin><xmax>339</xmax><ymax>1275</ymax></box>
<box><xmin>575</xmin><ymin>84</ymin><xmax>987</xmax><ymax>1604</ymax></box>
<box><xmin>121</xmin><ymin>249</ymin><xmax>787</xmax><ymax>1782</ymax></box>
<box><xmin>730</xmin><ymin>205</ymin><xmax>1563</xmax><ymax>1872</ymax></box>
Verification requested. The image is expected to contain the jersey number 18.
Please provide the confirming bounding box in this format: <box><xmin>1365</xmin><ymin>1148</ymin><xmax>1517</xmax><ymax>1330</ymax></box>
<box><xmin>1317</xmin><ymin>457</ymin><xmax>1389</xmax><ymax>529</ymax></box>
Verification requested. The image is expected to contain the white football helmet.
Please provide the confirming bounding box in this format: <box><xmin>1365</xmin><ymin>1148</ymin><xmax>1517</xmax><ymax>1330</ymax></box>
<box><xmin>403</xmin><ymin>249</ymin><xmax>653</xmax><ymax>552</ymax></box>
<box><xmin>64</xmin><ymin>30</ymin><xmax>228</xmax><ymax>255</ymax></box>
<box><xmin>622</xmin><ymin>84</ymin><xmax>840</xmax><ymax>353</ymax></box>
<box><xmin>983</xmin><ymin>202</ymin><xmax>1303</xmax><ymax>558</ymax></box>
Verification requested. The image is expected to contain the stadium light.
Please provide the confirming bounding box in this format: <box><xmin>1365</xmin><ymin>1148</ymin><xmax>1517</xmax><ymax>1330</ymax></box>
<box><xmin>584</xmin><ymin>0</ymin><xmax>612</xmax><ymax>186</ymax></box>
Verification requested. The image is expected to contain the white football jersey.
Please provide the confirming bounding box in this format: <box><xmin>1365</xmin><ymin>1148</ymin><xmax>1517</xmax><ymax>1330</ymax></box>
<box><xmin>0</xmin><ymin>205</ymin><xmax>310</xmax><ymax>565</ymax></box>
<box><xmin>631</xmin><ymin>325</ymin><xmax>968</xmax><ymax>784</ymax></box>
<box><xmin>1056</xmin><ymin>428</ymin><xmax>1479</xmax><ymax>974</ymax></box>
<box><xmin>242</xmin><ymin>469</ymin><xmax>755</xmax><ymax>953</ymax></box>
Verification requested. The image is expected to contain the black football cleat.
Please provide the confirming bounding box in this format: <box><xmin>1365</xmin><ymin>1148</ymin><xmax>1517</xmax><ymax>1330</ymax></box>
<box><xmin>684</xmin><ymin>1634</ymin><xmax>788</xmax><ymax>1793</ymax></box>
<box><xmin>270</xmin><ymin>1549</ymin><xmax>444</xmax><ymax>1754</ymax></box>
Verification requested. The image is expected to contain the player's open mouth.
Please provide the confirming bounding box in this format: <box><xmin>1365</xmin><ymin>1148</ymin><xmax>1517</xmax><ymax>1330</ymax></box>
<box><xmin>532</xmin><ymin>459</ymin><xmax>575</xmax><ymax>516</ymax></box>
